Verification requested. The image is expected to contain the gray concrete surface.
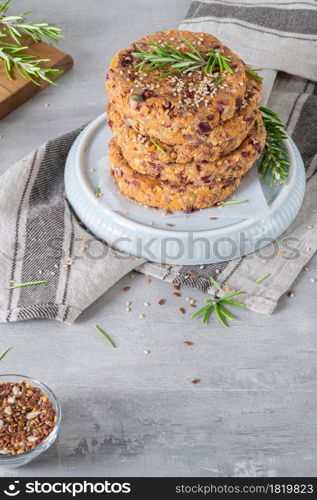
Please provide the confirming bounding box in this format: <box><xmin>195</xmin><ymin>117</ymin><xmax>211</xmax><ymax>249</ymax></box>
<box><xmin>0</xmin><ymin>0</ymin><xmax>317</xmax><ymax>478</ymax></box>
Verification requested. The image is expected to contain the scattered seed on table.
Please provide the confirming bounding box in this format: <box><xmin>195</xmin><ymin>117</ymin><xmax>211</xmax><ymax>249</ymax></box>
<box><xmin>191</xmin><ymin>379</ymin><xmax>201</xmax><ymax>384</ymax></box>
<box><xmin>190</xmin><ymin>299</ymin><xmax>196</xmax><ymax>305</ymax></box>
<box><xmin>144</xmin><ymin>350</ymin><xmax>150</xmax><ymax>355</ymax></box>
<box><xmin>184</xmin><ymin>341</ymin><xmax>193</xmax><ymax>346</ymax></box>
<box><xmin>146</xmin><ymin>279</ymin><xmax>152</xmax><ymax>285</ymax></box>
<box><xmin>287</xmin><ymin>290</ymin><xmax>295</xmax><ymax>298</ymax></box>
<box><xmin>130</xmin><ymin>274</ymin><xmax>135</xmax><ymax>278</ymax></box>
<box><xmin>144</xmin><ymin>302</ymin><xmax>150</xmax><ymax>307</ymax></box>
<box><xmin>304</xmin><ymin>267</ymin><xmax>309</xmax><ymax>272</ymax></box>
<box><xmin>166</xmin><ymin>223</ymin><xmax>174</xmax><ymax>227</ymax></box>
<box><xmin>158</xmin><ymin>299</ymin><xmax>165</xmax><ymax>305</ymax></box>
<box><xmin>122</xmin><ymin>287</ymin><xmax>130</xmax><ymax>291</ymax></box>
<box><xmin>126</xmin><ymin>307</ymin><xmax>131</xmax><ymax>312</ymax></box>
<box><xmin>173</xmin><ymin>284</ymin><xmax>180</xmax><ymax>290</ymax></box>
<box><xmin>190</xmin><ymin>304</ymin><xmax>197</xmax><ymax>308</ymax></box>
<box><xmin>126</xmin><ymin>301</ymin><xmax>131</xmax><ymax>306</ymax></box>
<box><xmin>310</xmin><ymin>278</ymin><xmax>316</xmax><ymax>283</ymax></box>
<box><xmin>139</xmin><ymin>314</ymin><xmax>145</xmax><ymax>319</ymax></box>
<box><xmin>173</xmin><ymin>292</ymin><xmax>181</xmax><ymax>297</ymax></box>
<box><xmin>185</xmin><ymin>297</ymin><xmax>191</xmax><ymax>301</ymax></box>
<box><xmin>179</xmin><ymin>307</ymin><xmax>186</xmax><ymax>314</ymax></box>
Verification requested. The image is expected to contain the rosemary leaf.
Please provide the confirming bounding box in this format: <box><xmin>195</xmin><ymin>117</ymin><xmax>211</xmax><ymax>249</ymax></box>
<box><xmin>8</xmin><ymin>280</ymin><xmax>48</xmax><ymax>289</ymax></box>
<box><xmin>150</xmin><ymin>138</ymin><xmax>166</xmax><ymax>154</ymax></box>
<box><xmin>221</xmin><ymin>299</ymin><xmax>246</xmax><ymax>308</ymax></box>
<box><xmin>93</xmin><ymin>325</ymin><xmax>116</xmax><ymax>349</ymax></box>
<box><xmin>202</xmin><ymin>306</ymin><xmax>213</xmax><ymax>325</ymax></box>
<box><xmin>0</xmin><ymin>347</ymin><xmax>11</xmax><ymax>361</ymax></box>
<box><xmin>219</xmin><ymin>200</ymin><xmax>248</xmax><ymax>206</ymax></box>
<box><xmin>179</xmin><ymin>33</ymin><xmax>204</xmax><ymax>60</ymax></box>
<box><xmin>209</xmin><ymin>277</ymin><xmax>221</xmax><ymax>289</ymax></box>
<box><xmin>95</xmin><ymin>185</ymin><xmax>102</xmax><ymax>197</ymax></box>
<box><xmin>217</xmin><ymin>304</ymin><xmax>235</xmax><ymax>320</ymax></box>
<box><xmin>191</xmin><ymin>305</ymin><xmax>210</xmax><ymax>319</ymax></box>
<box><xmin>220</xmin><ymin>290</ymin><xmax>244</xmax><ymax>300</ymax></box>
<box><xmin>212</xmin><ymin>77</ymin><xmax>224</xmax><ymax>88</ymax></box>
<box><xmin>245</xmin><ymin>68</ymin><xmax>263</xmax><ymax>83</ymax></box>
<box><xmin>214</xmin><ymin>303</ymin><xmax>228</xmax><ymax>327</ymax></box>
<box><xmin>255</xmin><ymin>272</ymin><xmax>271</xmax><ymax>284</ymax></box>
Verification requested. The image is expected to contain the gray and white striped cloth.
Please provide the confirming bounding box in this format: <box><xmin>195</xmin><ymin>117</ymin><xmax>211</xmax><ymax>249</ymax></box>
<box><xmin>0</xmin><ymin>0</ymin><xmax>317</xmax><ymax>323</ymax></box>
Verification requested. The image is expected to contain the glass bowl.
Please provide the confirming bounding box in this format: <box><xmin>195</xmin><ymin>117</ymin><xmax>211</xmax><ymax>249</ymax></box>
<box><xmin>0</xmin><ymin>375</ymin><xmax>61</xmax><ymax>468</ymax></box>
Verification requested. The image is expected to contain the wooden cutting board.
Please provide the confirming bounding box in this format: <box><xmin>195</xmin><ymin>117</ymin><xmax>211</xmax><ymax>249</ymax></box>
<box><xmin>0</xmin><ymin>38</ymin><xmax>73</xmax><ymax>120</ymax></box>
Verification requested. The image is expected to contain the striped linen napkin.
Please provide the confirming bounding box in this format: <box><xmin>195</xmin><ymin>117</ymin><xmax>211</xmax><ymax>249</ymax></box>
<box><xmin>0</xmin><ymin>0</ymin><xmax>316</xmax><ymax>323</ymax></box>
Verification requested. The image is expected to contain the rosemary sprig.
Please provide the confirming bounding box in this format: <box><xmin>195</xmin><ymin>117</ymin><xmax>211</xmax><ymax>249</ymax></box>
<box><xmin>132</xmin><ymin>35</ymin><xmax>233</xmax><ymax>77</ymax></box>
<box><xmin>93</xmin><ymin>325</ymin><xmax>116</xmax><ymax>349</ymax></box>
<box><xmin>192</xmin><ymin>277</ymin><xmax>246</xmax><ymax>328</ymax></box>
<box><xmin>0</xmin><ymin>0</ymin><xmax>63</xmax><ymax>44</ymax></box>
<box><xmin>0</xmin><ymin>42</ymin><xmax>62</xmax><ymax>84</ymax></box>
<box><xmin>259</xmin><ymin>106</ymin><xmax>290</xmax><ymax>186</ymax></box>
<box><xmin>8</xmin><ymin>280</ymin><xmax>48</xmax><ymax>289</ymax></box>
<box><xmin>0</xmin><ymin>0</ymin><xmax>64</xmax><ymax>84</ymax></box>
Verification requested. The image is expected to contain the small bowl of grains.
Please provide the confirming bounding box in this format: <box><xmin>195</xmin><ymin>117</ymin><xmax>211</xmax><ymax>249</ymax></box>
<box><xmin>0</xmin><ymin>375</ymin><xmax>61</xmax><ymax>468</ymax></box>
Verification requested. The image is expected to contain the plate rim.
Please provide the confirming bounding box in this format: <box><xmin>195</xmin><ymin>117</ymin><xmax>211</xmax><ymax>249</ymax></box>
<box><xmin>70</xmin><ymin>112</ymin><xmax>302</xmax><ymax>238</ymax></box>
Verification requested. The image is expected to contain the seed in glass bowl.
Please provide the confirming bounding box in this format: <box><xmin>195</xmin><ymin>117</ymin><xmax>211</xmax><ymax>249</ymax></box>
<box><xmin>0</xmin><ymin>381</ymin><xmax>56</xmax><ymax>455</ymax></box>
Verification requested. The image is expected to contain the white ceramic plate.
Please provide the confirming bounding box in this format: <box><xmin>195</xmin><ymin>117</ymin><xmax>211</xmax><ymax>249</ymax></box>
<box><xmin>65</xmin><ymin>113</ymin><xmax>305</xmax><ymax>265</ymax></box>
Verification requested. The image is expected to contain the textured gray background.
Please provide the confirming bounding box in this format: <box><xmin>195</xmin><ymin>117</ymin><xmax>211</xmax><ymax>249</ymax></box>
<box><xmin>0</xmin><ymin>0</ymin><xmax>317</xmax><ymax>478</ymax></box>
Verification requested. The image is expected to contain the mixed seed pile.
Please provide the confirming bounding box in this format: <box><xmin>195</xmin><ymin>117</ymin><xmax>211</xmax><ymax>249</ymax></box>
<box><xmin>0</xmin><ymin>381</ymin><xmax>56</xmax><ymax>455</ymax></box>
